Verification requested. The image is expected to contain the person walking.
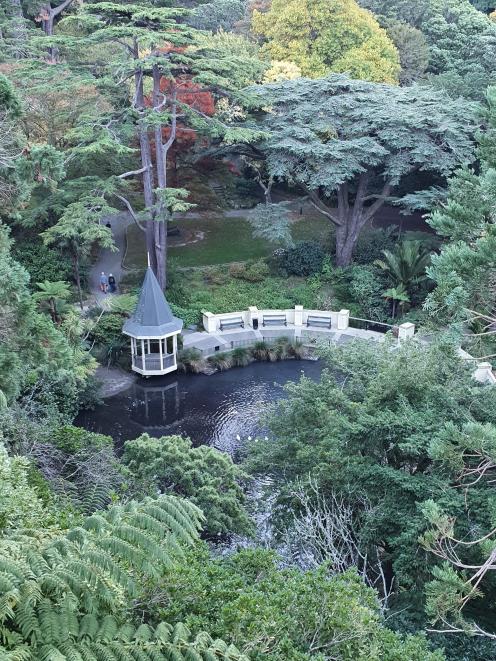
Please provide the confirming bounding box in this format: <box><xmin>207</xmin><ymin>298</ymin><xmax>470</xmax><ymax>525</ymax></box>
<box><xmin>108</xmin><ymin>273</ymin><xmax>116</xmax><ymax>293</ymax></box>
<box><xmin>99</xmin><ymin>272</ymin><xmax>108</xmax><ymax>293</ymax></box>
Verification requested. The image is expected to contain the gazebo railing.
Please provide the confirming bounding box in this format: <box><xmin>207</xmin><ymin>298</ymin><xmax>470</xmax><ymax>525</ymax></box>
<box><xmin>132</xmin><ymin>353</ymin><xmax>175</xmax><ymax>371</ymax></box>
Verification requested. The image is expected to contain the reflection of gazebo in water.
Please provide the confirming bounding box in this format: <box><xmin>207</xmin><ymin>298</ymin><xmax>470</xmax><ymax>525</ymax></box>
<box><xmin>130</xmin><ymin>381</ymin><xmax>184</xmax><ymax>429</ymax></box>
<box><xmin>123</xmin><ymin>267</ymin><xmax>183</xmax><ymax>376</ymax></box>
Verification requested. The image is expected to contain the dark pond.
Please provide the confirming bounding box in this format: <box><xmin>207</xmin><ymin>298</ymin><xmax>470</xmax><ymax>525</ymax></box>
<box><xmin>76</xmin><ymin>360</ymin><xmax>324</xmax><ymax>454</ymax></box>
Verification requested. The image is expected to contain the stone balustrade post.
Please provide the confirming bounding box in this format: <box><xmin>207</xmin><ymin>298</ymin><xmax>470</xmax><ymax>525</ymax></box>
<box><xmin>474</xmin><ymin>362</ymin><xmax>495</xmax><ymax>384</ymax></box>
<box><xmin>248</xmin><ymin>306</ymin><xmax>259</xmax><ymax>327</ymax></box>
<box><xmin>337</xmin><ymin>309</ymin><xmax>350</xmax><ymax>331</ymax></box>
<box><xmin>294</xmin><ymin>305</ymin><xmax>303</xmax><ymax>327</ymax></box>
<box><xmin>398</xmin><ymin>322</ymin><xmax>415</xmax><ymax>341</ymax></box>
<box><xmin>202</xmin><ymin>311</ymin><xmax>217</xmax><ymax>333</ymax></box>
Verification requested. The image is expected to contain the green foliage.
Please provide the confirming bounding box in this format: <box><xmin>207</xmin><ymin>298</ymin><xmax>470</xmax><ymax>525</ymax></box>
<box><xmin>229</xmin><ymin>259</ymin><xmax>270</xmax><ymax>282</ymax></box>
<box><xmin>250</xmin><ymin>74</ymin><xmax>477</xmax><ymax>264</ymax></box>
<box><xmin>123</xmin><ymin>434</ymin><xmax>252</xmax><ymax>537</ymax></box>
<box><xmin>189</xmin><ymin>277</ymin><xmax>301</xmax><ymax>313</ymax></box>
<box><xmin>252</xmin><ymin>0</ymin><xmax>400</xmax><ymax>83</ymax></box>
<box><xmin>359</xmin><ymin>0</ymin><xmax>496</xmax><ymax>99</ymax></box>
<box><xmin>340</xmin><ymin>263</ymin><xmax>390</xmax><ymax>320</ymax></box>
<box><xmin>45</xmin><ymin>424</ymin><xmax>124</xmax><ymax>513</ymax></box>
<box><xmin>0</xmin><ymin>441</ymin><xmax>54</xmax><ymax>532</ymax></box>
<box><xmin>0</xmin><ymin>224</ymin><xmax>95</xmax><ymax>405</ymax></box>
<box><xmin>32</xmin><ymin>279</ymin><xmax>71</xmax><ymax>322</ymax></box>
<box><xmin>352</xmin><ymin>227</ymin><xmax>397</xmax><ymax>265</ymax></box>
<box><xmin>384</xmin><ymin>19</ymin><xmax>429</xmax><ymax>85</ymax></box>
<box><xmin>246</xmin><ymin>338</ymin><xmax>496</xmax><ymax>608</ymax></box>
<box><xmin>248</xmin><ymin>202</ymin><xmax>294</xmax><ymax>247</ymax></box>
<box><xmin>12</xmin><ymin>237</ymin><xmax>73</xmax><ymax>284</ymax></box>
<box><xmin>88</xmin><ymin>311</ymin><xmax>126</xmax><ymax>348</ymax></box>
<box><xmin>277</xmin><ymin>241</ymin><xmax>325</xmax><ymax>276</ymax></box>
<box><xmin>0</xmin><ymin>73</ymin><xmax>22</xmax><ymax>116</ymax></box>
<box><xmin>190</xmin><ymin>0</ymin><xmax>247</xmax><ymax>32</ymax></box>
<box><xmin>52</xmin><ymin>425</ymin><xmax>112</xmax><ymax>454</ymax></box>
<box><xmin>0</xmin><ymin>492</ymin><xmax>247</xmax><ymax>660</ymax></box>
<box><xmin>146</xmin><ymin>547</ymin><xmax>444</xmax><ymax>660</ymax></box>
<box><xmin>425</xmin><ymin>87</ymin><xmax>496</xmax><ymax>323</ymax></box>
<box><xmin>375</xmin><ymin>240</ymin><xmax>431</xmax><ymax>293</ymax></box>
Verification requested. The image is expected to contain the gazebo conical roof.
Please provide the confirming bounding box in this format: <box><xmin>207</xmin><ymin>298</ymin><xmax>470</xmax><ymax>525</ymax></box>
<box><xmin>123</xmin><ymin>267</ymin><xmax>183</xmax><ymax>338</ymax></box>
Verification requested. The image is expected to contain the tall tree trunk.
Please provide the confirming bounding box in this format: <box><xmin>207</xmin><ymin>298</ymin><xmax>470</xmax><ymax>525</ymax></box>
<box><xmin>49</xmin><ymin>298</ymin><xmax>57</xmax><ymax>323</ymax></box>
<box><xmin>152</xmin><ymin>65</ymin><xmax>167</xmax><ymax>290</ymax></box>
<box><xmin>308</xmin><ymin>176</ymin><xmax>393</xmax><ymax>267</ymax></box>
<box><xmin>335</xmin><ymin>222</ymin><xmax>360</xmax><ymax>267</ymax></box>
<box><xmin>38</xmin><ymin>0</ymin><xmax>73</xmax><ymax>62</ymax></box>
<box><xmin>133</xmin><ymin>48</ymin><xmax>157</xmax><ymax>275</ymax></box>
<box><xmin>73</xmin><ymin>252</ymin><xmax>83</xmax><ymax>310</ymax></box>
<box><xmin>151</xmin><ymin>65</ymin><xmax>177</xmax><ymax>290</ymax></box>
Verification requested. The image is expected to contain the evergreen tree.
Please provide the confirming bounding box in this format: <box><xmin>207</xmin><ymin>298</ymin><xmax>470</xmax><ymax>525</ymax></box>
<box><xmin>57</xmin><ymin>0</ymin><xmax>262</xmax><ymax>289</ymax></box>
<box><xmin>246</xmin><ymin>74</ymin><xmax>477</xmax><ymax>266</ymax></box>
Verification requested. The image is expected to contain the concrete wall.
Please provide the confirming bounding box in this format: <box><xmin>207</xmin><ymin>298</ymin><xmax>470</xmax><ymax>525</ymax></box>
<box><xmin>201</xmin><ymin>307</ymin><xmax>415</xmax><ymax>337</ymax></box>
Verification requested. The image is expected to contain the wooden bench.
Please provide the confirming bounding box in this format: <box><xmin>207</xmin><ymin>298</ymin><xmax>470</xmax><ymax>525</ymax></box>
<box><xmin>219</xmin><ymin>316</ymin><xmax>244</xmax><ymax>331</ymax></box>
<box><xmin>307</xmin><ymin>314</ymin><xmax>332</xmax><ymax>329</ymax></box>
<box><xmin>263</xmin><ymin>314</ymin><xmax>287</xmax><ymax>326</ymax></box>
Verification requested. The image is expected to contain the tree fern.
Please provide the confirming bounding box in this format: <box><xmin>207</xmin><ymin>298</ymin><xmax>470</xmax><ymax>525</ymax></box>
<box><xmin>1</xmin><ymin>619</ymin><xmax>248</xmax><ymax>660</ymax></box>
<box><xmin>0</xmin><ymin>496</ymin><xmax>242</xmax><ymax>661</ymax></box>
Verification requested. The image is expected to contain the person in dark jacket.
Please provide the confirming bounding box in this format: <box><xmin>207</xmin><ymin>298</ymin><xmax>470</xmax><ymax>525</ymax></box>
<box><xmin>108</xmin><ymin>273</ymin><xmax>116</xmax><ymax>293</ymax></box>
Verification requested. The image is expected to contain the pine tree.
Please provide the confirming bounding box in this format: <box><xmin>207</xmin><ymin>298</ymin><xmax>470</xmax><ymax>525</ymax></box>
<box><xmin>55</xmin><ymin>0</ymin><xmax>262</xmax><ymax>289</ymax></box>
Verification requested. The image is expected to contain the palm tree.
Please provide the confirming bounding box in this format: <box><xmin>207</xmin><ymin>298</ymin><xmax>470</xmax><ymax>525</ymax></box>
<box><xmin>382</xmin><ymin>284</ymin><xmax>410</xmax><ymax>319</ymax></box>
<box><xmin>33</xmin><ymin>280</ymin><xmax>71</xmax><ymax>323</ymax></box>
<box><xmin>375</xmin><ymin>240</ymin><xmax>431</xmax><ymax>293</ymax></box>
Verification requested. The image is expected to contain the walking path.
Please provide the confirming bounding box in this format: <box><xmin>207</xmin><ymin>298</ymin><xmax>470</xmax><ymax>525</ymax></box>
<box><xmin>89</xmin><ymin>211</ymin><xmax>133</xmax><ymax>306</ymax></box>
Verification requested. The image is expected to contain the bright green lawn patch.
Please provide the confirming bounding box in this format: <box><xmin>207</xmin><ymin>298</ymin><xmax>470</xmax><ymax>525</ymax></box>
<box><xmin>123</xmin><ymin>215</ymin><xmax>330</xmax><ymax>270</ymax></box>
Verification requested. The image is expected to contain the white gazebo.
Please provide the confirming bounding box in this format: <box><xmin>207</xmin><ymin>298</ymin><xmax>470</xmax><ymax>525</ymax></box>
<box><xmin>123</xmin><ymin>267</ymin><xmax>183</xmax><ymax>376</ymax></box>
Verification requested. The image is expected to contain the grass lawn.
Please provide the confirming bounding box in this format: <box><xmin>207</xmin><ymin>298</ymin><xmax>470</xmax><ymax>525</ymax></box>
<box><xmin>123</xmin><ymin>215</ymin><xmax>330</xmax><ymax>270</ymax></box>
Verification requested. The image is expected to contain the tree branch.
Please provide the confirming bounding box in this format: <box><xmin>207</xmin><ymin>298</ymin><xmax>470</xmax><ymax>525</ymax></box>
<box><xmin>113</xmin><ymin>193</ymin><xmax>146</xmax><ymax>232</ymax></box>
<box><xmin>51</xmin><ymin>0</ymin><xmax>73</xmax><ymax>18</ymax></box>
<box><xmin>364</xmin><ymin>181</ymin><xmax>393</xmax><ymax>222</ymax></box>
<box><xmin>118</xmin><ymin>166</ymin><xmax>148</xmax><ymax>179</ymax></box>
<box><xmin>304</xmin><ymin>188</ymin><xmax>342</xmax><ymax>226</ymax></box>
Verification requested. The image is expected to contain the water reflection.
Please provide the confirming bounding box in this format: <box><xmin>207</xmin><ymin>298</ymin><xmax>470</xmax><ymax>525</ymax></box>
<box><xmin>77</xmin><ymin>360</ymin><xmax>324</xmax><ymax>454</ymax></box>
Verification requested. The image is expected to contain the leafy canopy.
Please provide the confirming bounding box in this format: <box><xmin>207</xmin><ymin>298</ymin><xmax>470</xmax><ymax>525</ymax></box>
<box><xmin>252</xmin><ymin>0</ymin><xmax>400</xmax><ymax>83</ymax></box>
<box><xmin>123</xmin><ymin>434</ymin><xmax>253</xmax><ymax>537</ymax></box>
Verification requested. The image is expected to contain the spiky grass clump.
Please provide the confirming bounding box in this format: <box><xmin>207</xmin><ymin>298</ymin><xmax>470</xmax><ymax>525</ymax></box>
<box><xmin>251</xmin><ymin>341</ymin><xmax>270</xmax><ymax>361</ymax></box>
<box><xmin>178</xmin><ymin>348</ymin><xmax>206</xmax><ymax>374</ymax></box>
<box><xmin>231</xmin><ymin>347</ymin><xmax>251</xmax><ymax>367</ymax></box>
<box><xmin>208</xmin><ymin>352</ymin><xmax>233</xmax><ymax>371</ymax></box>
<box><xmin>287</xmin><ymin>339</ymin><xmax>306</xmax><ymax>359</ymax></box>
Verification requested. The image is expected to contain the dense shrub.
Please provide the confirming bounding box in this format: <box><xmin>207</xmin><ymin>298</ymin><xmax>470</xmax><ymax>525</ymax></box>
<box><xmin>276</xmin><ymin>241</ymin><xmax>325</xmax><ymax>276</ymax></box>
<box><xmin>346</xmin><ymin>264</ymin><xmax>390</xmax><ymax>321</ymax></box>
<box><xmin>12</xmin><ymin>238</ymin><xmax>74</xmax><ymax>288</ymax></box>
<box><xmin>352</xmin><ymin>227</ymin><xmax>397</xmax><ymax>264</ymax></box>
<box><xmin>123</xmin><ymin>433</ymin><xmax>252</xmax><ymax>537</ymax></box>
<box><xmin>88</xmin><ymin>312</ymin><xmax>125</xmax><ymax>347</ymax></box>
<box><xmin>52</xmin><ymin>425</ymin><xmax>112</xmax><ymax>453</ymax></box>
<box><xmin>170</xmin><ymin>302</ymin><xmax>202</xmax><ymax>328</ymax></box>
<box><xmin>229</xmin><ymin>259</ymin><xmax>270</xmax><ymax>282</ymax></box>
